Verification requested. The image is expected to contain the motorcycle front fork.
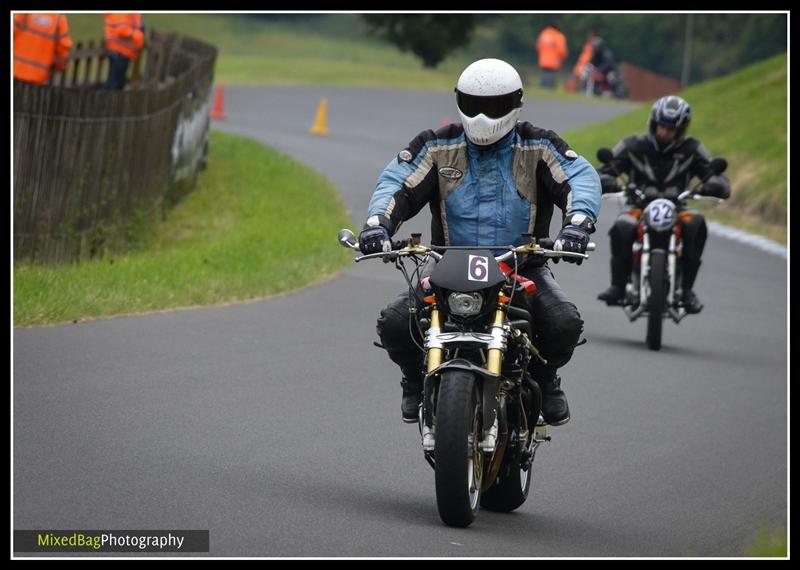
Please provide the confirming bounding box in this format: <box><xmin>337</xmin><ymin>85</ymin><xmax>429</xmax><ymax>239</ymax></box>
<box><xmin>421</xmin><ymin>303</ymin><xmax>508</xmax><ymax>455</ymax></box>
<box><xmin>627</xmin><ymin>232</ymin><xmax>682</xmax><ymax>317</ymax></box>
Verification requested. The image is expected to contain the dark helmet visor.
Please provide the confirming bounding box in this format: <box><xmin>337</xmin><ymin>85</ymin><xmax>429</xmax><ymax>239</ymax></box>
<box><xmin>656</xmin><ymin>116</ymin><xmax>680</xmax><ymax>129</ymax></box>
<box><xmin>456</xmin><ymin>89</ymin><xmax>523</xmax><ymax>119</ymax></box>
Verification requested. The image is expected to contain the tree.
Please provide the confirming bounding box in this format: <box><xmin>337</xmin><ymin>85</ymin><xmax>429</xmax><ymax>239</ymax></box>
<box><xmin>361</xmin><ymin>14</ymin><xmax>476</xmax><ymax>68</ymax></box>
<box><xmin>490</xmin><ymin>13</ymin><xmax>786</xmax><ymax>84</ymax></box>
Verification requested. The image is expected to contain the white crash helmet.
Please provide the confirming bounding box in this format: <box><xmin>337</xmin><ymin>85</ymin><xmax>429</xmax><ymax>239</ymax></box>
<box><xmin>455</xmin><ymin>58</ymin><xmax>524</xmax><ymax>146</ymax></box>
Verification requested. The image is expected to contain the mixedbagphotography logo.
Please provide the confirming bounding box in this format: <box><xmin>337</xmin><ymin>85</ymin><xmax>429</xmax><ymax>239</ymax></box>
<box><xmin>14</xmin><ymin>530</ymin><xmax>209</xmax><ymax>553</ymax></box>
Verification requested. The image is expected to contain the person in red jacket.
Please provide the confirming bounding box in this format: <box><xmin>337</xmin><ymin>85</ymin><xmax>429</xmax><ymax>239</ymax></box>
<box><xmin>13</xmin><ymin>13</ymin><xmax>73</xmax><ymax>85</ymax></box>
<box><xmin>535</xmin><ymin>23</ymin><xmax>568</xmax><ymax>89</ymax></box>
<box><xmin>103</xmin><ymin>13</ymin><xmax>145</xmax><ymax>90</ymax></box>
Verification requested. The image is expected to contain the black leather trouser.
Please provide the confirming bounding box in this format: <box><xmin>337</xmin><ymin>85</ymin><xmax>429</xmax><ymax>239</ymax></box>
<box><xmin>608</xmin><ymin>211</ymin><xmax>708</xmax><ymax>290</ymax></box>
<box><xmin>375</xmin><ymin>263</ymin><xmax>584</xmax><ymax>387</ymax></box>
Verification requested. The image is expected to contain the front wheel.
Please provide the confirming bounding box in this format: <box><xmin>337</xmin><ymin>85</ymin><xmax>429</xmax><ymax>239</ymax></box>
<box><xmin>434</xmin><ymin>370</ymin><xmax>483</xmax><ymax>528</ymax></box>
<box><xmin>647</xmin><ymin>250</ymin><xmax>667</xmax><ymax>351</ymax></box>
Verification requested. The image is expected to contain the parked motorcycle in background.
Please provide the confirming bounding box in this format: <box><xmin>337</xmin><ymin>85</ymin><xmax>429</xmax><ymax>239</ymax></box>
<box><xmin>339</xmin><ymin>229</ymin><xmax>593</xmax><ymax>527</ymax></box>
<box><xmin>578</xmin><ymin>64</ymin><xmax>628</xmax><ymax>99</ymax></box>
<box><xmin>596</xmin><ymin>148</ymin><xmax>728</xmax><ymax>350</ymax></box>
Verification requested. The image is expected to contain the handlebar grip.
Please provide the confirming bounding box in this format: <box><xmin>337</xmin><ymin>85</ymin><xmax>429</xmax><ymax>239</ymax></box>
<box><xmin>537</xmin><ymin>239</ymin><xmax>595</xmax><ymax>251</ymax></box>
<box><xmin>391</xmin><ymin>238</ymin><xmax>409</xmax><ymax>250</ymax></box>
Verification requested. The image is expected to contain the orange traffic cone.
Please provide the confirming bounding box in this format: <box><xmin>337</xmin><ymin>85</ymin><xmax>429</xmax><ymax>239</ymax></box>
<box><xmin>309</xmin><ymin>97</ymin><xmax>330</xmax><ymax>135</ymax></box>
<box><xmin>210</xmin><ymin>85</ymin><xmax>226</xmax><ymax>120</ymax></box>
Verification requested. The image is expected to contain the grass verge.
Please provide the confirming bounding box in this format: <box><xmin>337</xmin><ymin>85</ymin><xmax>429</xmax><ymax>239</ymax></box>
<box><xmin>14</xmin><ymin>130</ymin><xmax>352</xmax><ymax>327</ymax></box>
<box><xmin>743</xmin><ymin>523</ymin><xmax>788</xmax><ymax>557</ymax></box>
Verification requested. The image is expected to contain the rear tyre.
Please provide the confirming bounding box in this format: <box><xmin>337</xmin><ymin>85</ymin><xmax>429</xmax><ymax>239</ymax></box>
<box><xmin>479</xmin><ymin>440</ymin><xmax>533</xmax><ymax>512</ymax></box>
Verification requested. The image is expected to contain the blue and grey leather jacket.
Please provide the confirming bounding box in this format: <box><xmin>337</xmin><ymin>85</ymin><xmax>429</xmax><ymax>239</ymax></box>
<box><xmin>365</xmin><ymin>122</ymin><xmax>601</xmax><ymax>260</ymax></box>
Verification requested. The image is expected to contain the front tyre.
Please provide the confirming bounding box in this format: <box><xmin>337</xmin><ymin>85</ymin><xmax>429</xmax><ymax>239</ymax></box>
<box><xmin>434</xmin><ymin>370</ymin><xmax>483</xmax><ymax>527</ymax></box>
<box><xmin>647</xmin><ymin>250</ymin><xmax>667</xmax><ymax>351</ymax></box>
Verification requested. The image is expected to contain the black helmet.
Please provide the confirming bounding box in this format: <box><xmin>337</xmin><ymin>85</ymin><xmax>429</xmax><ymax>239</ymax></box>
<box><xmin>648</xmin><ymin>95</ymin><xmax>691</xmax><ymax>139</ymax></box>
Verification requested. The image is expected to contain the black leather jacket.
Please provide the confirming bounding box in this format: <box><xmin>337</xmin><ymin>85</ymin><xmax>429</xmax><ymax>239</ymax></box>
<box><xmin>599</xmin><ymin>134</ymin><xmax>731</xmax><ymax>204</ymax></box>
<box><xmin>590</xmin><ymin>43</ymin><xmax>618</xmax><ymax>76</ymax></box>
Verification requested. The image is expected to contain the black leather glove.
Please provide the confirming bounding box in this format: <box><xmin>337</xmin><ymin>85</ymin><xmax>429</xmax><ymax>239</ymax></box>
<box><xmin>359</xmin><ymin>225</ymin><xmax>390</xmax><ymax>254</ymax></box>
<box><xmin>554</xmin><ymin>213</ymin><xmax>594</xmax><ymax>265</ymax></box>
<box><xmin>600</xmin><ymin>173</ymin><xmax>621</xmax><ymax>194</ymax></box>
<box><xmin>700</xmin><ymin>176</ymin><xmax>731</xmax><ymax>200</ymax></box>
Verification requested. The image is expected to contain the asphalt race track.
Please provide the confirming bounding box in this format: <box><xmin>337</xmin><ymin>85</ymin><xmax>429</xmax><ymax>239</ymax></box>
<box><xmin>14</xmin><ymin>86</ymin><xmax>787</xmax><ymax>557</ymax></box>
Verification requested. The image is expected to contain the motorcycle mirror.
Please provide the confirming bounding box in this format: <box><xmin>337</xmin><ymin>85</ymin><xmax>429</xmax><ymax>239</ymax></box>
<box><xmin>338</xmin><ymin>228</ymin><xmax>357</xmax><ymax>249</ymax></box>
<box><xmin>597</xmin><ymin>148</ymin><xmax>614</xmax><ymax>164</ymax></box>
<box><xmin>709</xmin><ymin>157</ymin><xmax>728</xmax><ymax>175</ymax></box>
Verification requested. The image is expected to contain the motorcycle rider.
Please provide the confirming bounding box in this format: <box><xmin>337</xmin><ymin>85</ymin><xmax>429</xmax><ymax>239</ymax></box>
<box><xmin>597</xmin><ymin>95</ymin><xmax>731</xmax><ymax>313</ymax></box>
<box><xmin>359</xmin><ymin>58</ymin><xmax>601</xmax><ymax>426</ymax></box>
<box><xmin>587</xmin><ymin>36</ymin><xmax>626</xmax><ymax>98</ymax></box>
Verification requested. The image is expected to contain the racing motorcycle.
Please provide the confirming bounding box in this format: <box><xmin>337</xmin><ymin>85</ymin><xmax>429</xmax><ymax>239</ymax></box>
<box><xmin>596</xmin><ymin>148</ymin><xmax>727</xmax><ymax>350</ymax></box>
<box><xmin>338</xmin><ymin>229</ymin><xmax>593</xmax><ymax>527</ymax></box>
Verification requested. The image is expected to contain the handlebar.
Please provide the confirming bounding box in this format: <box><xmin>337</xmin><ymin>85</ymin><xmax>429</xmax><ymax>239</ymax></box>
<box><xmin>602</xmin><ymin>182</ymin><xmax>722</xmax><ymax>206</ymax></box>
<box><xmin>600</xmin><ymin>156</ymin><xmax>727</xmax><ymax>206</ymax></box>
<box><xmin>339</xmin><ymin>229</ymin><xmax>595</xmax><ymax>263</ymax></box>
<box><xmin>493</xmin><ymin>240</ymin><xmax>596</xmax><ymax>263</ymax></box>
<box><xmin>338</xmin><ymin>231</ymin><xmax>420</xmax><ymax>256</ymax></box>
<box><xmin>355</xmin><ymin>245</ymin><xmax>443</xmax><ymax>263</ymax></box>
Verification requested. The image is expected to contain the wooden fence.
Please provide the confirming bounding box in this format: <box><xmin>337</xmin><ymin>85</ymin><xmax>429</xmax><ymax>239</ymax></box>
<box><xmin>618</xmin><ymin>63</ymin><xmax>683</xmax><ymax>102</ymax></box>
<box><xmin>13</xmin><ymin>31</ymin><xmax>218</xmax><ymax>264</ymax></box>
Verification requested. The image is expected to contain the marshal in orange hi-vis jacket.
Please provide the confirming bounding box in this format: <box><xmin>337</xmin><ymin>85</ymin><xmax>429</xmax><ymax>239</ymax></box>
<box><xmin>13</xmin><ymin>13</ymin><xmax>73</xmax><ymax>85</ymax></box>
<box><xmin>104</xmin><ymin>13</ymin><xmax>145</xmax><ymax>60</ymax></box>
<box><xmin>535</xmin><ymin>25</ymin><xmax>568</xmax><ymax>72</ymax></box>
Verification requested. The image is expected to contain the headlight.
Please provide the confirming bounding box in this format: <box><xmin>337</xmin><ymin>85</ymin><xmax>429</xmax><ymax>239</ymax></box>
<box><xmin>447</xmin><ymin>292</ymin><xmax>483</xmax><ymax>317</ymax></box>
<box><xmin>643</xmin><ymin>198</ymin><xmax>677</xmax><ymax>232</ymax></box>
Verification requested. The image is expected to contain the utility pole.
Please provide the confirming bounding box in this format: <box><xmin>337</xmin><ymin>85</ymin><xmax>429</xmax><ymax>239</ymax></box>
<box><xmin>681</xmin><ymin>13</ymin><xmax>694</xmax><ymax>88</ymax></box>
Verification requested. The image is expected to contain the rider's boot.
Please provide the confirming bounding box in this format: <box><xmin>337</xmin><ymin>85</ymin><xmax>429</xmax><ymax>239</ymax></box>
<box><xmin>597</xmin><ymin>284</ymin><xmax>625</xmax><ymax>305</ymax></box>
<box><xmin>681</xmin><ymin>259</ymin><xmax>703</xmax><ymax>314</ymax></box>
<box><xmin>538</xmin><ymin>371</ymin><xmax>570</xmax><ymax>426</ymax></box>
<box><xmin>400</xmin><ymin>371</ymin><xmax>423</xmax><ymax>424</ymax></box>
<box><xmin>682</xmin><ymin>290</ymin><xmax>704</xmax><ymax>314</ymax></box>
<box><xmin>597</xmin><ymin>256</ymin><xmax>628</xmax><ymax>305</ymax></box>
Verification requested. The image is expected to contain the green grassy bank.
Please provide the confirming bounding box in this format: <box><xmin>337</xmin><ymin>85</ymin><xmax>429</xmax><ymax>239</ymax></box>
<box><xmin>14</xmin><ymin>130</ymin><xmax>352</xmax><ymax>327</ymax></box>
<box><xmin>564</xmin><ymin>54</ymin><xmax>787</xmax><ymax>244</ymax></box>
